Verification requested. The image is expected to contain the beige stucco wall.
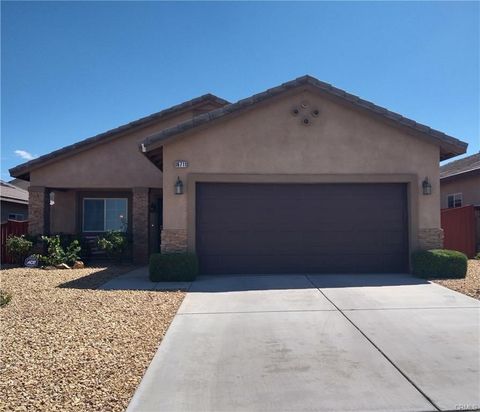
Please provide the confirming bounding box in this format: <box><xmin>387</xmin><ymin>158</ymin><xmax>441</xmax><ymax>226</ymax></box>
<box><xmin>50</xmin><ymin>190</ymin><xmax>76</xmax><ymax>233</ymax></box>
<box><xmin>30</xmin><ymin>105</ymin><xmax>215</xmax><ymax>237</ymax></box>
<box><xmin>440</xmin><ymin>172</ymin><xmax>480</xmax><ymax>208</ymax></box>
<box><xmin>29</xmin><ymin>110</ymin><xmax>197</xmax><ymax>189</ymax></box>
<box><xmin>162</xmin><ymin>89</ymin><xmax>441</xmax><ymax>250</ymax></box>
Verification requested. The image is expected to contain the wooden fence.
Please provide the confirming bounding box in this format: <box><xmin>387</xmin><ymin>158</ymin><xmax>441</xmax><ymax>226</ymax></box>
<box><xmin>441</xmin><ymin>205</ymin><xmax>476</xmax><ymax>258</ymax></box>
<box><xmin>1</xmin><ymin>220</ymin><xmax>29</xmax><ymax>264</ymax></box>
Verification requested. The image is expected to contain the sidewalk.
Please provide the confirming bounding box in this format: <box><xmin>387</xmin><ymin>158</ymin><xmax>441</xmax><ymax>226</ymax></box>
<box><xmin>99</xmin><ymin>266</ymin><xmax>191</xmax><ymax>291</ymax></box>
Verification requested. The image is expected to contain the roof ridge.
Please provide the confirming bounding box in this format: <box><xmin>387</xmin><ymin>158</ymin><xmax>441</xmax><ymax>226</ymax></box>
<box><xmin>141</xmin><ymin>75</ymin><xmax>467</xmax><ymax>160</ymax></box>
<box><xmin>10</xmin><ymin>93</ymin><xmax>229</xmax><ymax>179</ymax></box>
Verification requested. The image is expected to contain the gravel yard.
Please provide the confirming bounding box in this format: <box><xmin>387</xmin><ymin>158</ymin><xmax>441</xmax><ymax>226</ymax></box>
<box><xmin>0</xmin><ymin>266</ymin><xmax>185</xmax><ymax>412</ymax></box>
<box><xmin>432</xmin><ymin>259</ymin><xmax>480</xmax><ymax>300</ymax></box>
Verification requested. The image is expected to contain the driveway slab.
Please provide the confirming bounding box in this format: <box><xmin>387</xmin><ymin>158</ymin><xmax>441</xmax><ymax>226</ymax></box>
<box><xmin>127</xmin><ymin>274</ymin><xmax>480</xmax><ymax>412</ymax></box>
<box><xmin>180</xmin><ymin>275</ymin><xmax>335</xmax><ymax>313</ymax></box>
<box><xmin>346</xmin><ymin>307</ymin><xmax>480</xmax><ymax>411</ymax></box>
<box><xmin>308</xmin><ymin>273</ymin><xmax>480</xmax><ymax>310</ymax></box>
<box><xmin>127</xmin><ymin>310</ymin><xmax>434</xmax><ymax>412</ymax></box>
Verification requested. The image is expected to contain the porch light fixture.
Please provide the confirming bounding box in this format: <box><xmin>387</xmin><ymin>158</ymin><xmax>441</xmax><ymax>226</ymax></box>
<box><xmin>175</xmin><ymin>177</ymin><xmax>184</xmax><ymax>195</ymax></box>
<box><xmin>422</xmin><ymin>177</ymin><xmax>432</xmax><ymax>195</ymax></box>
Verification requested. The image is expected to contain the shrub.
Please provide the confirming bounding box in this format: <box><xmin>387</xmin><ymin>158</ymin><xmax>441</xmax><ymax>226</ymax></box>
<box><xmin>97</xmin><ymin>231</ymin><xmax>129</xmax><ymax>263</ymax></box>
<box><xmin>0</xmin><ymin>290</ymin><xmax>12</xmax><ymax>307</ymax></box>
<box><xmin>6</xmin><ymin>235</ymin><xmax>33</xmax><ymax>264</ymax></box>
<box><xmin>149</xmin><ymin>253</ymin><xmax>199</xmax><ymax>282</ymax></box>
<box><xmin>475</xmin><ymin>252</ymin><xmax>480</xmax><ymax>260</ymax></box>
<box><xmin>39</xmin><ymin>235</ymin><xmax>81</xmax><ymax>267</ymax></box>
<box><xmin>412</xmin><ymin>249</ymin><xmax>468</xmax><ymax>279</ymax></box>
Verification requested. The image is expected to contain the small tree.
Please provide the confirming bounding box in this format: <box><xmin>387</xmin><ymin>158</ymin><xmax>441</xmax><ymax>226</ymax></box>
<box><xmin>6</xmin><ymin>235</ymin><xmax>33</xmax><ymax>265</ymax></box>
<box><xmin>97</xmin><ymin>231</ymin><xmax>129</xmax><ymax>263</ymax></box>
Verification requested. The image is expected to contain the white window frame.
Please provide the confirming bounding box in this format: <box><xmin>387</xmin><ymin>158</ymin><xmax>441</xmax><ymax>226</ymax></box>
<box><xmin>447</xmin><ymin>193</ymin><xmax>463</xmax><ymax>208</ymax></box>
<box><xmin>82</xmin><ymin>198</ymin><xmax>128</xmax><ymax>232</ymax></box>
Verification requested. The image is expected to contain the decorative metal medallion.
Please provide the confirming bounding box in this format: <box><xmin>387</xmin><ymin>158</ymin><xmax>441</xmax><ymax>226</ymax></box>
<box><xmin>291</xmin><ymin>101</ymin><xmax>320</xmax><ymax>126</ymax></box>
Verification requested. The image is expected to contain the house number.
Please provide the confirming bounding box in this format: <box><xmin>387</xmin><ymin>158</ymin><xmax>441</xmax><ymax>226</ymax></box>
<box><xmin>175</xmin><ymin>160</ymin><xmax>189</xmax><ymax>168</ymax></box>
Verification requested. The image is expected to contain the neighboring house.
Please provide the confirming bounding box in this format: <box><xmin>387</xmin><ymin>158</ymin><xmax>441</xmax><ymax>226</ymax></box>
<box><xmin>0</xmin><ymin>180</ymin><xmax>29</xmax><ymax>222</ymax></box>
<box><xmin>440</xmin><ymin>152</ymin><xmax>480</xmax><ymax>252</ymax></box>
<box><xmin>9</xmin><ymin>75</ymin><xmax>467</xmax><ymax>273</ymax></box>
<box><xmin>9</xmin><ymin>178</ymin><xmax>30</xmax><ymax>191</ymax></box>
<box><xmin>440</xmin><ymin>152</ymin><xmax>480</xmax><ymax>209</ymax></box>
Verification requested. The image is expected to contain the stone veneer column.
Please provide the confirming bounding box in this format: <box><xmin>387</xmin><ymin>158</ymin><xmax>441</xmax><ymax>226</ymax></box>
<box><xmin>418</xmin><ymin>228</ymin><xmax>444</xmax><ymax>250</ymax></box>
<box><xmin>132</xmin><ymin>187</ymin><xmax>149</xmax><ymax>264</ymax></box>
<box><xmin>161</xmin><ymin>229</ymin><xmax>188</xmax><ymax>253</ymax></box>
<box><xmin>28</xmin><ymin>186</ymin><xmax>49</xmax><ymax>236</ymax></box>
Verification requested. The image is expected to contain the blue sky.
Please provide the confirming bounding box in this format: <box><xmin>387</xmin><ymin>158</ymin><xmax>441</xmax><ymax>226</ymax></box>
<box><xmin>1</xmin><ymin>1</ymin><xmax>479</xmax><ymax>181</ymax></box>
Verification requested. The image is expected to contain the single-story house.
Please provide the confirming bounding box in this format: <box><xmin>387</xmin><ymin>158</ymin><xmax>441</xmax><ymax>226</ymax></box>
<box><xmin>9</xmin><ymin>75</ymin><xmax>468</xmax><ymax>273</ymax></box>
<box><xmin>0</xmin><ymin>180</ymin><xmax>29</xmax><ymax>222</ymax></box>
<box><xmin>440</xmin><ymin>152</ymin><xmax>480</xmax><ymax>252</ymax></box>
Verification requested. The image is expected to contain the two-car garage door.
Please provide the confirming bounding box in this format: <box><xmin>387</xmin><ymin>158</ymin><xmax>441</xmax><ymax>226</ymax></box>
<box><xmin>196</xmin><ymin>183</ymin><xmax>408</xmax><ymax>274</ymax></box>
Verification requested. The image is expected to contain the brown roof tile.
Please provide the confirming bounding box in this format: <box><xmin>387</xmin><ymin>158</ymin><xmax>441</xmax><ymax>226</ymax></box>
<box><xmin>440</xmin><ymin>152</ymin><xmax>480</xmax><ymax>179</ymax></box>
<box><xmin>0</xmin><ymin>180</ymin><xmax>29</xmax><ymax>204</ymax></box>
<box><xmin>10</xmin><ymin>94</ymin><xmax>229</xmax><ymax>180</ymax></box>
<box><xmin>141</xmin><ymin>75</ymin><xmax>467</xmax><ymax>161</ymax></box>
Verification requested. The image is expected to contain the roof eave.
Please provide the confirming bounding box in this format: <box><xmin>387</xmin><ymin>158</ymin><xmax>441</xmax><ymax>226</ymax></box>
<box><xmin>440</xmin><ymin>166</ymin><xmax>480</xmax><ymax>180</ymax></box>
<box><xmin>141</xmin><ymin>77</ymin><xmax>468</xmax><ymax>158</ymax></box>
<box><xmin>0</xmin><ymin>197</ymin><xmax>29</xmax><ymax>205</ymax></box>
<box><xmin>9</xmin><ymin>93</ymin><xmax>229</xmax><ymax>180</ymax></box>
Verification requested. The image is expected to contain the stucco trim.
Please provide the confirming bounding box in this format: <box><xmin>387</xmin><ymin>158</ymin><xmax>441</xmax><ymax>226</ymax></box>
<box><xmin>185</xmin><ymin>173</ymin><xmax>419</xmax><ymax>268</ymax></box>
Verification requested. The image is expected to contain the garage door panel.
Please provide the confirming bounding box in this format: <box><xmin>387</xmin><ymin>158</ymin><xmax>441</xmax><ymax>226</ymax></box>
<box><xmin>300</xmin><ymin>231</ymin><xmax>406</xmax><ymax>254</ymax></box>
<box><xmin>200</xmin><ymin>253</ymin><xmax>405</xmax><ymax>274</ymax></box>
<box><xmin>196</xmin><ymin>183</ymin><xmax>408</xmax><ymax>274</ymax></box>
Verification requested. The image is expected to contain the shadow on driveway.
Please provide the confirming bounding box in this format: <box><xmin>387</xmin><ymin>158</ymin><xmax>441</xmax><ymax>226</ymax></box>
<box><xmin>189</xmin><ymin>273</ymin><xmax>430</xmax><ymax>293</ymax></box>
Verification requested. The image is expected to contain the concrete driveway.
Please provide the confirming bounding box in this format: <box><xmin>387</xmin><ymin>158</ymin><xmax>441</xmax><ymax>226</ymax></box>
<box><xmin>127</xmin><ymin>274</ymin><xmax>480</xmax><ymax>412</ymax></box>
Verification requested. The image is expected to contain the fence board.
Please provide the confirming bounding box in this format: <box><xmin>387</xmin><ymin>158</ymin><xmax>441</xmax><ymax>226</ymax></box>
<box><xmin>1</xmin><ymin>220</ymin><xmax>29</xmax><ymax>264</ymax></box>
<box><xmin>441</xmin><ymin>205</ymin><xmax>476</xmax><ymax>258</ymax></box>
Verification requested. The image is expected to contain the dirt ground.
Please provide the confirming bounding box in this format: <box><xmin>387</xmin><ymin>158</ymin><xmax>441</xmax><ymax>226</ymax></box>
<box><xmin>0</xmin><ymin>266</ymin><xmax>185</xmax><ymax>412</ymax></box>
<box><xmin>431</xmin><ymin>259</ymin><xmax>480</xmax><ymax>300</ymax></box>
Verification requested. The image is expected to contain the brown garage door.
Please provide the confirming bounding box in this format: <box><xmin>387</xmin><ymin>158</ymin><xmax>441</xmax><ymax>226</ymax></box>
<box><xmin>196</xmin><ymin>183</ymin><xmax>408</xmax><ymax>274</ymax></box>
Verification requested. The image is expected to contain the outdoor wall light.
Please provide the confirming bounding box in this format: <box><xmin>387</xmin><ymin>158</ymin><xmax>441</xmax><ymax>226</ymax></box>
<box><xmin>422</xmin><ymin>177</ymin><xmax>432</xmax><ymax>195</ymax></box>
<box><xmin>175</xmin><ymin>177</ymin><xmax>184</xmax><ymax>195</ymax></box>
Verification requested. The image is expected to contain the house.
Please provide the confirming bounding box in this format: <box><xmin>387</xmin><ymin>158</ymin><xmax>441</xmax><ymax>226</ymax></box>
<box><xmin>440</xmin><ymin>152</ymin><xmax>480</xmax><ymax>253</ymax></box>
<box><xmin>0</xmin><ymin>180</ymin><xmax>29</xmax><ymax>222</ymax></box>
<box><xmin>9</xmin><ymin>75</ymin><xmax>468</xmax><ymax>273</ymax></box>
<box><xmin>440</xmin><ymin>152</ymin><xmax>480</xmax><ymax>209</ymax></box>
<box><xmin>9</xmin><ymin>178</ymin><xmax>30</xmax><ymax>191</ymax></box>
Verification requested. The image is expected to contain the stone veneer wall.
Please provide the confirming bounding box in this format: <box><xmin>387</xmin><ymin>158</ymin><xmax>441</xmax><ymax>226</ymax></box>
<box><xmin>418</xmin><ymin>228</ymin><xmax>444</xmax><ymax>250</ymax></box>
<box><xmin>161</xmin><ymin>229</ymin><xmax>187</xmax><ymax>253</ymax></box>
<box><xmin>132</xmin><ymin>187</ymin><xmax>149</xmax><ymax>264</ymax></box>
<box><xmin>28</xmin><ymin>186</ymin><xmax>48</xmax><ymax>236</ymax></box>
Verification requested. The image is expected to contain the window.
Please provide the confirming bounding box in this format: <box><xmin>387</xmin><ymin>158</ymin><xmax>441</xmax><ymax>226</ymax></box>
<box><xmin>447</xmin><ymin>193</ymin><xmax>462</xmax><ymax>209</ymax></box>
<box><xmin>83</xmin><ymin>198</ymin><xmax>128</xmax><ymax>232</ymax></box>
<box><xmin>8</xmin><ymin>213</ymin><xmax>24</xmax><ymax>220</ymax></box>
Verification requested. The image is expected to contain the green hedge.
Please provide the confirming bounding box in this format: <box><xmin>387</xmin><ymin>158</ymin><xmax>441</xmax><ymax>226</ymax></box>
<box><xmin>412</xmin><ymin>249</ymin><xmax>468</xmax><ymax>279</ymax></box>
<box><xmin>149</xmin><ymin>253</ymin><xmax>199</xmax><ymax>282</ymax></box>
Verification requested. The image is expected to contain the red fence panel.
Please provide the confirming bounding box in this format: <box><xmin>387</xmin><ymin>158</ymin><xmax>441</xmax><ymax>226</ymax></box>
<box><xmin>1</xmin><ymin>220</ymin><xmax>29</xmax><ymax>264</ymax></box>
<box><xmin>441</xmin><ymin>205</ymin><xmax>476</xmax><ymax>258</ymax></box>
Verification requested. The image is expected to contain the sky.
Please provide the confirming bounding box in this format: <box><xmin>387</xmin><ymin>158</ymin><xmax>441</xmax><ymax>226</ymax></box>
<box><xmin>1</xmin><ymin>1</ymin><xmax>479</xmax><ymax>181</ymax></box>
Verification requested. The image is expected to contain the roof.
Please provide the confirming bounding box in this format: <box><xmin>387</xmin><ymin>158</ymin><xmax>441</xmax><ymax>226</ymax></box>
<box><xmin>0</xmin><ymin>180</ymin><xmax>29</xmax><ymax>204</ymax></box>
<box><xmin>141</xmin><ymin>75</ymin><xmax>467</xmax><ymax>161</ymax></box>
<box><xmin>440</xmin><ymin>152</ymin><xmax>480</xmax><ymax>179</ymax></box>
<box><xmin>9</xmin><ymin>94</ymin><xmax>229</xmax><ymax>180</ymax></box>
<box><xmin>9</xmin><ymin>178</ymin><xmax>30</xmax><ymax>190</ymax></box>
